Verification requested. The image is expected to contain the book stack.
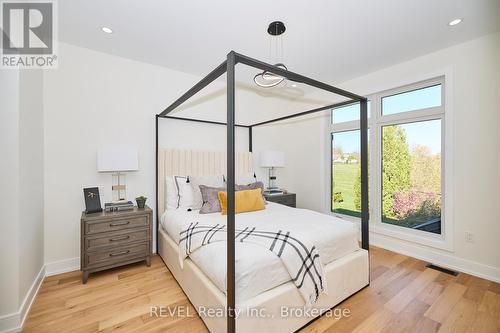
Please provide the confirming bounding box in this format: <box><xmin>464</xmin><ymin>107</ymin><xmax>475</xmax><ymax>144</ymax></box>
<box><xmin>105</xmin><ymin>201</ymin><xmax>134</xmax><ymax>212</ymax></box>
<box><xmin>263</xmin><ymin>189</ymin><xmax>284</xmax><ymax>196</ymax></box>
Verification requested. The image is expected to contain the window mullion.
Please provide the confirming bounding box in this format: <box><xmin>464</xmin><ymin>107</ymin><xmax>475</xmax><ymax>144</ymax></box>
<box><xmin>378</xmin><ymin>106</ymin><xmax>444</xmax><ymax>125</ymax></box>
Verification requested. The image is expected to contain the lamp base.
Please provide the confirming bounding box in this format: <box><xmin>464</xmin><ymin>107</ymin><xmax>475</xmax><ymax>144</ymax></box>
<box><xmin>268</xmin><ymin>167</ymin><xmax>280</xmax><ymax>190</ymax></box>
<box><xmin>112</xmin><ymin>172</ymin><xmax>127</xmax><ymax>201</ymax></box>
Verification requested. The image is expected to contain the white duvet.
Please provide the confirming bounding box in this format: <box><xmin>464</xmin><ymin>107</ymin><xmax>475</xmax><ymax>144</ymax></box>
<box><xmin>161</xmin><ymin>202</ymin><xmax>359</xmax><ymax>304</ymax></box>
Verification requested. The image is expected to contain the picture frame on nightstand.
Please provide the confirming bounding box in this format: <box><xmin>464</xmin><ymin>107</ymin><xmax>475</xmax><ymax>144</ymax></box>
<box><xmin>83</xmin><ymin>187</ymin><xmax>102</xmax><ymax>214</ymax></box>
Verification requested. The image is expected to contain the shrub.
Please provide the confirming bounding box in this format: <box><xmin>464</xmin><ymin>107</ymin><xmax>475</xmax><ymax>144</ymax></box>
<box><xmin>393</xmin><ymin>190</ymin><xmax>440</xmax><ymax>220</ymax></box>
<box><xmin>414</xmin><ymin>196</ymin><xmax>441</xmax><ymax>220</ymax></box>
<box><xmin>393</xmin><ymin>191</ymin><xmax>420</xmax><ymax>219</ymax></box>
<box><xmin>333</xmin><ymin>192</ymin><xmax>344</xmax><ymax>203</ymax></box>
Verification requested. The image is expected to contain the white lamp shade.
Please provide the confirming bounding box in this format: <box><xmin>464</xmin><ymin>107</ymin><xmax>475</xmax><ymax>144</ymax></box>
<box><xmin>259</xmin><ymin>150</ymin><xmax>285</xmax><ymax>168</ymax></box>
<box><xmin>97</xmin><ymin>146</ymin><xmax>139</xmax><ymax>172</ymax></box>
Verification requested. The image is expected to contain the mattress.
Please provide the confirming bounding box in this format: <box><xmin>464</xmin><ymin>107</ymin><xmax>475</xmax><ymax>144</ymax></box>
<box><xmin>160</xmin><ymin>202</ymin><xmax>359</xmax><ymax>304</ymax></box>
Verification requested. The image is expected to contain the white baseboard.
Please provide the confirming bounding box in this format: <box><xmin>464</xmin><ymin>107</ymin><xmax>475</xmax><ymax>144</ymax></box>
<box><xmin>0</xmin><ymin>313</ymin><xmax>19</xmax><ymax>333</ymax></box>
<box><xmin>0</xmin><ymin>257</ymin><xmax>79</xmax><ymax>333</ymax></box>
<box><xmin>370</xmin><ymin>232</ymin><xmax>500</xmax><ymax>283</ymax></box>
<box><xmin>0</xmin><ymin>265</ymin><xmax>45</xmax><ymax>333</ymax></box>
<box><xmin>44</xmin><ymin>257</ymin><xmax>79</xmax><ymax>276</ymax></box>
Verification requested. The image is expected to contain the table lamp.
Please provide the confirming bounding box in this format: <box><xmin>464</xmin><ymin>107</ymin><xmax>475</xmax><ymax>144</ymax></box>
<box><xmin>259</xmin><ymin>150</ymin><xmax>285</xmax><ymax>191</ymax></box>
<box><xmin>97</xmin><ymin>146</ymin><xmax>139</xmax><ymax>202</ymax></box>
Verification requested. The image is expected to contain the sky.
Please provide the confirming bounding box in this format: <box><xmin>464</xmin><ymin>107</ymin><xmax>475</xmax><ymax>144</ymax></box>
<box><xmin>332</xmin><ymin>85</ymin><xmax>442</xmax><ymax>154</ymax></box>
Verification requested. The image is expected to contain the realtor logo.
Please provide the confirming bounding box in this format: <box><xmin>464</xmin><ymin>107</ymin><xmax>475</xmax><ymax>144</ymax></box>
<box><xmin>1</xmin><ymin>1</ymin><xmax>57</xmax><ymax>68</ymax></box>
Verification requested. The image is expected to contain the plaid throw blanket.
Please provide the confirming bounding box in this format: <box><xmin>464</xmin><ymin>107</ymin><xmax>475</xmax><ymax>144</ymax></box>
<box><xmin>179</xmin><ymin>222</ymin><xmax>326</xmax><ymax>304</ymax></box>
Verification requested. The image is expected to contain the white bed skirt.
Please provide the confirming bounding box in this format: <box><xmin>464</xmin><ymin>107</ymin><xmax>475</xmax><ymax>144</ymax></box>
<box><xmin>158</xmin><ymin>227</ymin><xmax>369</xmax><ymax>333</ymax></box>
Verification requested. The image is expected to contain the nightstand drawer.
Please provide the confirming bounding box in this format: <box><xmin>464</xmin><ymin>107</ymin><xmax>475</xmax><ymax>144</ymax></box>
<box><xmin>277</xmin><ymin>197</ymin><xmax>295</xmax><ymax>206</ymax></box>
<box><xmin>85</xmin><ymin>242</ymin><xmax>149</xmax><ymax>268</ymax></box>
<box><xmin>84</xmin><ymin>215</ymin><xmax>148</xmax><ymax>235</ymax></box>
<box><xmin>85</xmin><ymin>228</ymin><xmax>149</xmax><ymax>251</ymax></box>
<box><xmin>264</xmin><ymin>193</ymin><xmax>296</xmax><ymax>207</ymax></box>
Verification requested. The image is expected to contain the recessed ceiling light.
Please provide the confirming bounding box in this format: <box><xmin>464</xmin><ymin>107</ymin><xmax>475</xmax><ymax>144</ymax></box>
<box><xmin>101</xmin><ymin>27</ymin><xmax>113</xmax><ymax>34</ymax></box>
<box><xmin>448</xmin><ymin>18</ymin><xmax>463</xmax><ymax>26</ymax></box>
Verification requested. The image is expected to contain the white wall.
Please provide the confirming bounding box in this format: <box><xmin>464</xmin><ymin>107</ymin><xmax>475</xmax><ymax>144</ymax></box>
<box><xmin>0</xmin><ymin>69</ymin><xmax>21</xmax><ymax>317</ymax></box>
<box><xmin>253</xmin><ymin>112</ymin><xmax>329</xmax><ymax>211</ymax></box>
<box><xmin>18</xmin><ymin>70</ymin><xmax>45</xmax><ymax>303</ymax></box>
<box><xmin>273</xmin><ymin>31</ymin><xmax>500</xmax><ymax>280</ymax></box>
<box><xmin>0</xmin><ymin>69</ymin><xmax>45</xmax><ymax>331</ymax></box>
<box><xmin>43</xmin><ymin>42</ymin><xmax>205</xmax><ymax>265</ymax></box>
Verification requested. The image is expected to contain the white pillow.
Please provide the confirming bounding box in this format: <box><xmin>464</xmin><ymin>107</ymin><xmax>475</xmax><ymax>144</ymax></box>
<box><xmin>190</xmin><ymin>175</ymin><xmax>225</xmax><ymax>209</ymax></box>
<box><xmin>165</xmin><ymin>175</ymin><xmax>193</xmax><ymax>209</ymax></box>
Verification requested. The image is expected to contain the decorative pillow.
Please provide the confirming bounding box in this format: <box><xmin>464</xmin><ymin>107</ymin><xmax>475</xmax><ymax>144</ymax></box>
<box><xmin>236</xmin><ymin>181</ymin><xmax>267</xmax><ymax>203</ymax></box>
<box><xmin>190</xmin><ymin>175</ymin><xmax>225</xmax><ymax>210</ymax></box>
<box><xmin>199</xmin><ymin>185</ymin><xmax>226</xmax><ymax>214</ymax></box>
<box><xmin>218</xmin><ymin>188</ymin><xmax>266</xmax><ymax>215</ymax></box>
<box><xmin>165</xmin><ymin>175</ymin><xmax>193</xmax><ymax>209</ymax></box>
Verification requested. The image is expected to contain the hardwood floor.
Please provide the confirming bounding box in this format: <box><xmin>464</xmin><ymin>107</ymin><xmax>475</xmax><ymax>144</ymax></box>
<box><xmin>23</xmin><ymin>247</ymin><xmax>500</xmax><ymax>333</ymax></box>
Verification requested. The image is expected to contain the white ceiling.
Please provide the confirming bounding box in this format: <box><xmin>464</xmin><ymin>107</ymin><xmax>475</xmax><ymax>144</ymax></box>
<box><xmin>59</xmin><ymin>0</ymin><xmax>500</xmax><ymax>87</ymax></box>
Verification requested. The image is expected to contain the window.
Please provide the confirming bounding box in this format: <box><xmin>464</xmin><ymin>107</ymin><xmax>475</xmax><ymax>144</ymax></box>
<box><xmin>382</xmin><ymin>84</ymin><xmax>441</xmax><ymax>115</ymax></box>
<box><xmin>330</xmin><ymin>102</ymin><xmax>370</xmax><ymax>218</ymax></box>
<box><xmin>331</xmin><ymin>102</ymin><xmax>371</xmax><ymax>124</ymax></box>
<box><xmin>330</xmin><ymin>78</ymin><xmax>445</xmax><ymax>238</ymax></box>
<box><xmin>332</xmin><ymin>130</ymin><xmax>361</xmax><ymax>217</ymax></box>
<box><xmin>381</xmin><ymin>120</ymin><xmax>442</xmax><ymax>234</ymax></box>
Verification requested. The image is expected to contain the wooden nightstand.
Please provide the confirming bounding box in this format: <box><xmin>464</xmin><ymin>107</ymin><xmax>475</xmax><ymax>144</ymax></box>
<box><xmin>263</xmin><ymin>192</ymin><xmax>296</xmax><ymax>208</ymax></box>
<box><xmin>80</xmin><ymin>206</ymin><xmax>152</xmax><ymax>283</ymax></box>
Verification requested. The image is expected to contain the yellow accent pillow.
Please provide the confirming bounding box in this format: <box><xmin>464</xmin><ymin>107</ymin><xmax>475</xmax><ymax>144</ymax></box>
<box><xmin>218</xmin><ymin>188</ymin><xmax>266</xmax><ymax>215</ymax></box>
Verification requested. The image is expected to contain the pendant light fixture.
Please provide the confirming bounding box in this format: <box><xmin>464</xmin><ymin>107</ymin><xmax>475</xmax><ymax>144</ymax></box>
<box><xmin>254</xmin><ymin>21</ymin><xmax>288</xmax><ymax>88</ymax></box>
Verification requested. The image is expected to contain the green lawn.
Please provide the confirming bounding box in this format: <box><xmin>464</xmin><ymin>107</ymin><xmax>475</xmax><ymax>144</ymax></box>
<box><xmin>332</xmin><ymin>163</ymin><xmax>359</xmax><ymax>217</ymax></box>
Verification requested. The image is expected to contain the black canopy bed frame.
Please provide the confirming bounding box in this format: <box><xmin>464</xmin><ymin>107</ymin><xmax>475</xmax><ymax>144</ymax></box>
<box><xmin>155</xmin><ymin>51</ymin><xmax>369</xmax><ymax>333</ymax></box>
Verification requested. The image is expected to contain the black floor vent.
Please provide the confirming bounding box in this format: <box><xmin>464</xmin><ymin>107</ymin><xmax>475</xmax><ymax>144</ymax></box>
<box><xmin>426</xmin><ymin>263</ymin><xmax>459</xmax><ymax>276</ymax></box>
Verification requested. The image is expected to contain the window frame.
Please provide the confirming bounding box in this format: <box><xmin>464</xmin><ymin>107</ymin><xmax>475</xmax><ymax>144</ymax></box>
<box><xmin>330</xmin><ymin>128</ymin><xmax>365</xmax><ymax>218</ymax></box>
<box><xmin>329</xmin><ymin>102</ymin><xmax>373</xmax><ymax>223</ymax></box>
<box><xmin>328</xmin><ymin>76</ymin><xmax>453</xmax><ymax>250</ymax></box>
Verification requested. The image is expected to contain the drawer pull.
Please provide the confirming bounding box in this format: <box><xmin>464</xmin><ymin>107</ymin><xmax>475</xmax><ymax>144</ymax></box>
<box><xmin>109</xmin><ymin>235</ymin><xmax>130</xmax><ymax>242</ymax></box>
<box><xmin>109</xmin><ymin>250</ymin><xmax>130</xmax><ymax>257</ymax></box>
<box><xmin>110</xmin><ymin>221</ymin><xmax>130</xmax><ymax>227</ymax></box>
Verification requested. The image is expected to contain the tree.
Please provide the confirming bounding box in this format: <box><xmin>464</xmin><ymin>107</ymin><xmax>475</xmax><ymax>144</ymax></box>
<box><xmin>353</xmin><ymin>160</ymin><xmax>369</xmax><ymax>212</ymax></box>
<box><xmin>333</xmin><ymin>145</ymin><xmax>344</xmax><ymax>161</ymax></box>
<box><xmin>411</xmin><ymin>145</ymin><xmax>441</xmax><ymax>194</ymax></box>
<box><xmin>354</xmin><ymin>167</ymin><xmax>361</xmax><ymax>211</ymax></box>
<box><xmin>351</xmin><ymin>151</ymin><xmax>360</xmax><ymax>162</ymax></box>
<box><xmin>381</xmin><ymin>126</ymin><xmax>411</xmax><ymax>217</ymax></box>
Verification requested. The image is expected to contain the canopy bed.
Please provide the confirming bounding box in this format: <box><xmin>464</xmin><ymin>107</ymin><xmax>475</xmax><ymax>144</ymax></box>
<box><xmin>155</xmin><ymin>51</ymin><xmax>369</xmax><ymax>333</ymax></box>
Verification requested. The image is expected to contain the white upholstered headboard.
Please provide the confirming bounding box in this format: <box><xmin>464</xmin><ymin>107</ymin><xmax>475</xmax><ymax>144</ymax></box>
<box><xmin>157</xmin><ymin>148</ymin><xmax>253</xmax><ymax>215</ymax></box>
